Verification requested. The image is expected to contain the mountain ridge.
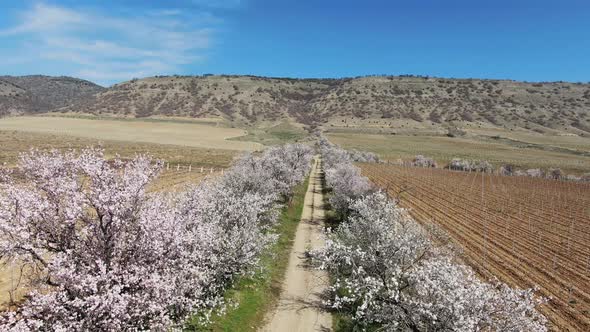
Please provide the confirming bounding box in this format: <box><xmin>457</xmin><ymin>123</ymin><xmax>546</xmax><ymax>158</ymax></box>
<box><xmin>0</xmin><ymin>75</ymin><xmax>105</xmax><ymax>116</ymax></box>
<box><xmin>2</xmin><ymin>74</ymin><xmax>589</xmax><ymax>135</ymax></box>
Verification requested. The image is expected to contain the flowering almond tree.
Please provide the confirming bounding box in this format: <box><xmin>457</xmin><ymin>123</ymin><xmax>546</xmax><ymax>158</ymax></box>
<box><xmin>220</xmin><ymin>144</ymin><xmax>313</xmax><ymax>201</ymax></box>
<box><xmin>318</xmin><ymin>137</ymin><xmax>373</xmax><ymax>217</ymax></box>
<box><xmin>324</xmin><ymin>164</ymin><xmax>372</xmax><ymax>217</ymax></box>
<box><xmin>316</xmin><ymin>140</ymin><xmax>547</xmax><ymax>331</ymax></box>
<box><xmin>0</xmin><ymin>144</ymin><xmax>314</xmax><ymax>331</ymax></box>
<box><xmin>412</xmin><ymin>155</ymin><xmax>437</xmax><ymax>168</ymax></box>
<box><xmin>0</xmin><ymin>148</ymin><xmax>208</xmax><ymax>330</ymax></box>
<box><xmin>177</xmin><ymin>180</ymin><xmax>279</xmax><ymax>286</ymax></box>
<box><xmin>313</xmin><ymin>192</ymin><xmax>547</xmax><ymax>331</ymax></box>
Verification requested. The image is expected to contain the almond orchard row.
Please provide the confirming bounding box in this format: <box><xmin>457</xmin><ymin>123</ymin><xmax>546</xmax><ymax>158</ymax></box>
<box><xmin>312</xmin><ymin>137</ymin><xmax>548</xmax><ymax>331</ymax></box>
<box><xmin>0</xmin><ymin>144</ymin><xmax>313</xmax><ymax>331</ymax></box>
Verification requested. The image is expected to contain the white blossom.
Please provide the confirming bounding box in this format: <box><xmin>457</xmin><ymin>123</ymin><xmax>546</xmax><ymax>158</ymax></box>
<box><xmin>315</xmin><ymin>140</ymin><xmax>547</xmax><ymax>331</ymax></box>
<box><xmin>0</xmin><ymin>144</ymin><xmax>314</xmax><ymax>330</ymax></box>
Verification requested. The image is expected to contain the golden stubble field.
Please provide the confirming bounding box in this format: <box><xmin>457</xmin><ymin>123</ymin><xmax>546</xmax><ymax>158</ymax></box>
<box><xmin>0</xmin><ymin>116</ymin><xmax>262</xmax><ymax>152</ymax></box>
<box><xmin>328</xmin><ymin>132</ymin><xmax>590</xmax><ymax>174</ymax></box>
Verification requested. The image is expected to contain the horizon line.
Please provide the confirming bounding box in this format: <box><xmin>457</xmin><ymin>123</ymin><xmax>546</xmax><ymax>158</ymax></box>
<box><xmin>2</xmin><ymin>73</ymin><xmax>590</xmax><ymax>88</ymax></box>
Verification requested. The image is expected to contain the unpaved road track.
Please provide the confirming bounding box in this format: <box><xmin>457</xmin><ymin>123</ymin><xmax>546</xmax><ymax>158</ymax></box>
<box><xmin>261</xmin><ymin>158</ymin><xmax>332</xmax><ymax>332</ymax></box>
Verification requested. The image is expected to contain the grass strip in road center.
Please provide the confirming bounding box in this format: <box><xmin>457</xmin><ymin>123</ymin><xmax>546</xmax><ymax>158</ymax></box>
<box><xmin>186</xmin><ymin>176</ymin><xmax>309</xmax><ymax>331</ymax></box>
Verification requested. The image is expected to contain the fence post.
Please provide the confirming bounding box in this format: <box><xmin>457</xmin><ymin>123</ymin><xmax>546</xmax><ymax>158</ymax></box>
<box><xmin>177</xmin><ymin>164</ymin><xmax>180</xmax><ymax>171</ymax></box>
<box><xmin>189</xmin><ymin>164</ymin><xmax>192</xmax><ymax>172</ymax></box>
<box><xmin>166</xmin><ymin>162</ymin><xmax>169</xmax><ymax>171</ymax></box>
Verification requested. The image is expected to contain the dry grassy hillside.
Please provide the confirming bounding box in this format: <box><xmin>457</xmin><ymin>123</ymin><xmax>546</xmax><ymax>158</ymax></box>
<box><xmin>51</xmin><ymin>75</ymin><xmax>590</xmax><ymax>134</ymax></box>
<box><xmin>61</xmin><ymin>75</ymin><xmax>338</xmax><ymax>126</ymax></box>
<box><xmin>2</xmin><ymin>74</ymin><xmax>588</xmax><ymax>135</ymax></box>
<box><xmin>0</xmin><ymin>75</ymin><xmax>104</xmax><ymax>116</ymax></box>
<box><xmin>0</xmin><ymin>80</ymin><xmax>32</xmax><ymax>115</ymax></box>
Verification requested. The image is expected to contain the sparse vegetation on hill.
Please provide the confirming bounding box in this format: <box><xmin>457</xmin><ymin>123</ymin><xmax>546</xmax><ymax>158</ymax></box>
<box><xmin>80</xmin><ymin>75</ymin><xmax>590</xmax><ymax>134</ymax></box>
<box><xmin>0</xmin><ymin>75</ymin><xmax>104</xmax><ymax>116</ymax></box>
<box><xmin>1</xmin><ymin>74</ymin><xmax>586</xmax><ymax>134</ymax></box>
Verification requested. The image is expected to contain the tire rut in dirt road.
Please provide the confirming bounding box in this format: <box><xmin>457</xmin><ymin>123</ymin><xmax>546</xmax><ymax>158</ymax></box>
<box><xmin>260</xmin><ymin>157</ymin><xmax>332</xmax><ymax>332</ymax></box>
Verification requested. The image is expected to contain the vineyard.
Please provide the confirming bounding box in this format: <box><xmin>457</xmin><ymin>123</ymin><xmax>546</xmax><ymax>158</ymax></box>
<box><xmin>149</xmin><ymin>165</ymin><xmax>226</xmax><ymax>192</ymax></box>
<box><xmin>360</xmin><ymin>163</ymin><xmax>590</xmax><ymax>331</ymax></box>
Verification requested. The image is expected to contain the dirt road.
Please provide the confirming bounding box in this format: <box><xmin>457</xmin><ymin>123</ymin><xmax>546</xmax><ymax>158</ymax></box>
<box><xmin>260</xmin><ymin>158</ymin><xmax>332</xmax><ymax>332</ymax></box>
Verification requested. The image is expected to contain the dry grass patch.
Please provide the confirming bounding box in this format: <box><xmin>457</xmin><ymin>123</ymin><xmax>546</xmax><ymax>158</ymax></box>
<box><xmin>327</xmin><ymin>132</ymin><xmax>590</xmax><ymax>174</ymax></box>
<box><xmin>0</xmin><ymin>130</ymin><xmax>237</xmax><ymax>167</ymax></box>
<box><xmin>0</xmin><ymin>116</ymin><xmax>262</xmax><ymax>151</ymax></box>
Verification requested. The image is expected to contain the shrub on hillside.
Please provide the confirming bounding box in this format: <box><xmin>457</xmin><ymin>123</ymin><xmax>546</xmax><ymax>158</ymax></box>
<box><xmin>446</xmin><ymin>126</ymin><xmax>466</xmax><ymax>137</ymax></box>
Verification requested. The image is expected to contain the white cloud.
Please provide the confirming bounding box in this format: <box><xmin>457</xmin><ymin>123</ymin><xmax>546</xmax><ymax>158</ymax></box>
<box><xmin>0</xmin><ymin>3</ymin><xmax>86</xmax><ymax>35</ymax></box>
<box><xmin>192</xmin><ymin>0</ymin><xmax>242</xmax><ymax>9</ymax></box>
<box><xmin>0</xmin><ymin>2</ymin><xmax>218</xmax><ymax>85</ymax></box>
<box><xmin>155</xmin><ymin>9</ymin><xmax>183</xmax><ymax>16</ymax></box>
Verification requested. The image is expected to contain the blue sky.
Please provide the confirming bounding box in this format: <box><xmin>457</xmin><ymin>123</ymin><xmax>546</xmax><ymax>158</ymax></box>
<box><xmin>0</xmin><ymin>0</ymin><xmax>589</xmax><ymax>86</ymax></box>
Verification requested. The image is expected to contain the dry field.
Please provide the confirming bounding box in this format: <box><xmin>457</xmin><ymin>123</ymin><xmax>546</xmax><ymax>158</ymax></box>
<box><xmin>466</xmin><ymin>127</ymin><xmax>590</xmax><ymax>152</ymax></box>
<box><xmin>329</xmin><ymin>132</ymin><xmax>590</xmax><ymax>174</ymax></box>
<box><xmin>0</xmin><ymin>129</ymin><xmax>239</xmax><ymax>166</ymax></box>
<box><xmin>150</xmin><ymin>167</ymin><xmax>225</xmax><ymax>192</ymax></box>
<box><xmin>360</xmin><ymin>163</ymin><xmax>590</xmax><ymax>331</ymax></box>
<box><xmin>0</xmin><ymin>116</ymin><xmax>262</xmax><ymax>151</ymax></box>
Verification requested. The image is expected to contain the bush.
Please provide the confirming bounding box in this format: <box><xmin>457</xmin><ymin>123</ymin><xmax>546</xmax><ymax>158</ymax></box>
<box><xmin>526</xmin><ymin>168</ymin><xmax>544</xmax><ymax>178</ymax></box>
<box><xmin>499</xmin><ymin>164</ymin><xmax>515</xmax><ymax>176</ymax></box>
<box><xmin>412</xmin><ymin>155</ymin><xmax>437</xmax><ymax>168</ymax></box>
<box><xmin>446</xmin><ymin>127</ymin><xmax>466</xmax><ymax>137</ymax></box>
<box><xmin>547</xmin><ymin>168</ymin><xmax>563</xmax><ymax>180</ymax></box>
<box><xmin>448</xmin><ymin>158</ymin><xmax>494</xmax><ymax>173</ymax></box>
